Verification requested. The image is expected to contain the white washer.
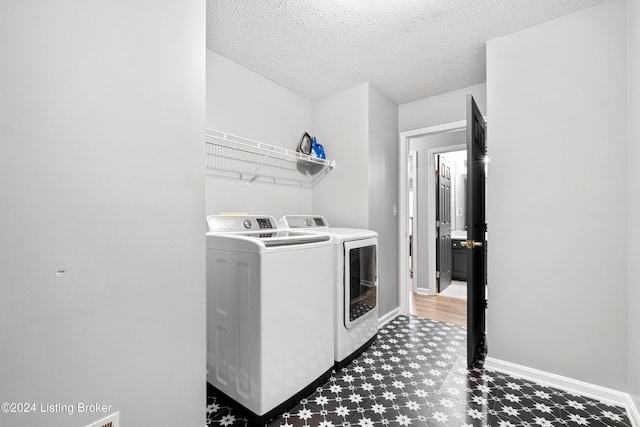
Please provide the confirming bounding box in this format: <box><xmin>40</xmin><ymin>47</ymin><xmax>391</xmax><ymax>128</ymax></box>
<box><xmin>279</xmin><ymin>215</ymin><xmax>378</xmax><ymax>369</ymax></box>
<box><xmin>206</xmin><ymin>215</ymin><xmax>334</xmax><ymax>422</ymax></box>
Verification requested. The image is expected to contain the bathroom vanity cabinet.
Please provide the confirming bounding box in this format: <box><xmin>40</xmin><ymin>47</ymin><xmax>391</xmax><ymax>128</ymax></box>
<box><xmin>451</xmin><ymin>239</ymin><xmax>468</xmax><ymax>281</ymax></box>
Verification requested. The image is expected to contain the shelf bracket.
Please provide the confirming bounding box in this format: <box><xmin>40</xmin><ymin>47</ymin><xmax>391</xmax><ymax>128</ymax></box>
<box><xmin>247</xmin><ymin>146</ymin><xmax>275</xmax><ymax>186</ymax></box>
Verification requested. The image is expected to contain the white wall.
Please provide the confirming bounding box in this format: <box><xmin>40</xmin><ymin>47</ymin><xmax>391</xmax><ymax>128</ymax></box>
<box><xmin>628</xmin><ymin>0</ymin><xmax>640</xmax><ymax>411</ymax></box>
<box><xmin>399</xmin><ymin>83</ymin><xmax>487</xmax><ymax>132</ymax></box>
<box><xmin>368</xmin><ymin>85</ymin><xmax>399</xmax><ymax>318</ymax></box>
<box><xmin>206</xmin><ymin>50</ymin><xmax>313</xmax><ymax>219</ymax></box>
<box><xmin>312</xmin><ymin>84</ymin><xmax>370</xmax><ymax>228</ymax></box>
<box><xmin>312</xmin><ymin>83</ymin><xmax>400</xmax><ymax>319</ymax></box>
<box><xmin>0</xmin><ymin>2</ymin><xmax>205</xmax><ymax>426</ymax></box>
<box><xmin>487</xmin><ymin>0</ymin><xmax>628</xmax><ymax>390</ymax></box>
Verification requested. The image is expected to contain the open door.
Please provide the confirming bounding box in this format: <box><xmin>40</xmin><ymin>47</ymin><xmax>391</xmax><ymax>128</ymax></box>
<box><xmin>436</xmin><ymin>155</ymin><xmax>452</xmax><ymax>293</ymax></box>
<box><xmin>465</xmin><ymin>95</ymin><xmax>487</xmax><ymax>368</ymax></box>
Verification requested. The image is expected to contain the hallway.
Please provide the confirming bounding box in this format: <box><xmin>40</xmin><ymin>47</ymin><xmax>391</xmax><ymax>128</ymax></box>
<box><xmin>410</xmin><ymin>292</ymin><xmax>466</xmax><ymax>327</ymax></box>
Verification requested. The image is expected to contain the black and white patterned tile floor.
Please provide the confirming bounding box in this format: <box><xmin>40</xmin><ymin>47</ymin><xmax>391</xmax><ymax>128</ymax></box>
<box><xmin>206</xmin><ymin>315</ymin><xmax>632</xmax><ymax>427</ymax></box>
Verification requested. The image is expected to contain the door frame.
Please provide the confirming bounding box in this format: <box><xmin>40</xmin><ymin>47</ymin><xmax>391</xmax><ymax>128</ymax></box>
<box><xmin>398</xmin><ymin>120</ymin><xmax>467</xmax><ymax>315</ymax></box>
<box><xmin>408</xmin><ymin>150</ymin><xmax>418</xmax><ymax>292</ymax></box>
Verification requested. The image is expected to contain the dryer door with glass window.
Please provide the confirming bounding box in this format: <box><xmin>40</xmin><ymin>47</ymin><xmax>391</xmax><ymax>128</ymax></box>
<box><xmin>344</xmin><ymin>238</ymin><xmax>378</xmax><ymax>329</ymax></box>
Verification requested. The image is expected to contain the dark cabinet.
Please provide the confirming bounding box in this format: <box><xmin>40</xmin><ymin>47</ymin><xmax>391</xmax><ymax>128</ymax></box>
<box><xmin>451</xmin><ymin>239</ymin><xmax>467</xmax><ymax>281</ymax></box>
<box><xmin>451</xmin><ymin>239</ymin><xmax>488</xmax><ymax>283</ymax></box>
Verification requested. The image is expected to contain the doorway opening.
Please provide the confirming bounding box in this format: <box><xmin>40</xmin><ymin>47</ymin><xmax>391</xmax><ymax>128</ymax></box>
<box><xmin>398</xmin><ymin>119</ymin><xmax>488</xmax><ymax>327</ymax></box>
<box><xmin>401</xmin><ymin>126</ymin><xmax>467</xmax><ymax>326</ymax></box>
<box><xmin>399</xmin><ymin>97</ymin><xmax>487</xmax><ymax>368</ymax></box>
<box><xmin>436</xmin><ymin>149</ymin><xmax>468</xmax><ymax>297</ymax></box>
<box><xmin>411</xmin><ymin>148</ymin><xmax>469</xmax><ymax>326</ymax></box>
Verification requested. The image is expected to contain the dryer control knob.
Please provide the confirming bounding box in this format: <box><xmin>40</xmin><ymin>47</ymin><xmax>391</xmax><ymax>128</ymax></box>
<box><xmin>305</xmin><ymin>218</ymin><xmax>313</xmax><ymax>227</ymax></box>
<box><xmin>243</xmin><ymin>219</ymin><xmax>252</xmax><ymax>229</ymax></box>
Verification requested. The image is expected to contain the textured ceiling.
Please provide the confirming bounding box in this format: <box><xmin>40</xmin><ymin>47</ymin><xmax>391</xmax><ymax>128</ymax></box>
<box><xmin>206</xmin><ymin>0</ymin><xmax>607</xmax><ymax>104</ymax></box>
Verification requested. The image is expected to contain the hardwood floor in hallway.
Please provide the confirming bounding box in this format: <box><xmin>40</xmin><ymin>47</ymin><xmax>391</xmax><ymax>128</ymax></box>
<box><xmin>410</xmin><ymin>292</ymin><xmax>466</xmax><ymax>327</ymax></box>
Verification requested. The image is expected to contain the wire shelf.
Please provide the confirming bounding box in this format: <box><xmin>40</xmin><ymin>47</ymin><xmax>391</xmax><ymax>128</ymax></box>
<box><xmin>204</xmin><ymin>129</ymin><xmax>335</xmax><ymax>188</ymax></box>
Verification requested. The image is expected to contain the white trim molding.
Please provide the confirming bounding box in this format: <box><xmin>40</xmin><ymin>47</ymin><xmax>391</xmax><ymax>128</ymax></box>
<box><xmin>485</xmin><ymin>357</ymin><xmax>640</xmax><ymax>427</ymax></box>
<box><xmin>378</xmin><ymin>307</ymin><xmax>400</xmax><ymax>329</ymax></box>
<box><xmin>629</xmin><ymin>397</ymin><xmax>640</xmax><ymax>427</ymax></box>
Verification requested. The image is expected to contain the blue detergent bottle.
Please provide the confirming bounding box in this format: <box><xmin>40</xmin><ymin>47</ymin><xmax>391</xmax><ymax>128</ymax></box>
<box><xmin>311</xmin><ymin>137</ymin><xmax>326</xmax><ymax>159</ymax></box>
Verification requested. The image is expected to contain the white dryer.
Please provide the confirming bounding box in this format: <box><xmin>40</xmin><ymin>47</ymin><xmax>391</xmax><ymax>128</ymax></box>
<box><xmin>279</xmin><ymin>215</ymin><xmax>378</xmax><ymax>369</ymax></box>
<box><xmin>206</xmin><ymin>215</ymin><xmax>334</xmax><ymax>423</ymax></box>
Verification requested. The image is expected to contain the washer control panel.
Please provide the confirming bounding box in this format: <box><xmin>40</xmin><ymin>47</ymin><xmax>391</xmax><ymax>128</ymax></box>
<box><xmin>207</xmin><ymin>215</ymin><xmax>277</xmax><ymax>232</ymax></box>
<box><xmin>280</xmin><ymin>215</ymin><xmax>328</xmax><ymax>229</ymax></box>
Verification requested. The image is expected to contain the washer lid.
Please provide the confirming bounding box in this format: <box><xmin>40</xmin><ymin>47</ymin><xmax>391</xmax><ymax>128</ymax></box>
<box><xmin>255</xmin><ymin>231</ymin><xmax>330</xmax><ymax>246</ymax></box>
<box><xmin>324</xmin><ymin>228</ymin><xmax>378</xmax><ymax>241</ymax></box>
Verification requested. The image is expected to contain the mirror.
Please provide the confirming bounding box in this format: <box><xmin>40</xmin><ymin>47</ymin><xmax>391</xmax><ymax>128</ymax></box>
<box><xmin>454</xmin><ymin>173</ymin><xmax>466</xmax><ymax>232</ymax></box>
<box><xmin>440</xmin><ymin>150</ymin><xmax>467</xmax><ymax>235</ymax></box>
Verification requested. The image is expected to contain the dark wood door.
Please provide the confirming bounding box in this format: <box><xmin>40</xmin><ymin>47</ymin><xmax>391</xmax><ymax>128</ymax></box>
<box><xmin>466</xmin><ymin>95</ymin><xmax>487</xmax><ymax>368</ymax></box>
<box><xmin>436</xmin><ymin>155</ymin><xmax>452</xmax><ymax>293</ymax></box>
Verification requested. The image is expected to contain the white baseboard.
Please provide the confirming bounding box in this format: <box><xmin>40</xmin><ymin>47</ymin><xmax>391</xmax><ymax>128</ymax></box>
<box><xmin>378</xmin><ymin>307</ymin><xmax>400</xmax><ymax>328</ymax></box>
<box><xmin>485</xmin><ymin>357</ymin><xmax>639</xmax><ymax>427</ymax></box>
<box><xmin>415</xmin><ymin>287</ymin><xmax>430</xmax><ymax>295</ymax></box>
<box><xmin>628</xmin><ymin>395</ymin><xmax>640</xmax><ymax>427</ymax></box>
